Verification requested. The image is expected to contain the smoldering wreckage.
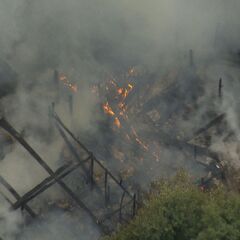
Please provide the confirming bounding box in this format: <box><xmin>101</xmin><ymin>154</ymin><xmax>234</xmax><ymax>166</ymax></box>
<box><xmin>0</xmin><ymin>48</ymin><xmax>240</xmax><ymax>239</ymax></box>
<box><xmin>1</xmin><ymin>3</ymin><xmax>240</xmax><ymax>240</ymax></box>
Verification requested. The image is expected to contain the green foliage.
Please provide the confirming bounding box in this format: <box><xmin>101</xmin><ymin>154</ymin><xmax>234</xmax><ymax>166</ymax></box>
<box><xmin>105</xmin><ymin>172</ymin><xmax>240</xmax><ymax>240</ymax></box>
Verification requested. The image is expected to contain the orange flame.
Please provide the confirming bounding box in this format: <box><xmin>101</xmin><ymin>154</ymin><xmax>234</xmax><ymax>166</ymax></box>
<box><xmin>114</xmin><ymin>117</ymin><xmax>121</xmax><ymax>128</ymax></box>
<box><xmin>101</xmin><ymin>74</ymin><xmax>135</xmax><ymax>134</ymax></box>
<box><xmin>117</xmin><ymin>83</ymin><xmax>133</xmax><ymax>100</ymax></box>
<box><xmin>131</xmin><ymin>127</ymin><xmax>149</xmax><ymax>151</ymax></box>
<box><xmin>59</xmin><ymin>73</ymin><xmax>78</xmax><ymax>93</ymax></box>
<box><xmin>103</xmin><ymin>102</ymin><xmax>115</xmax><ymax>116</ymax></box>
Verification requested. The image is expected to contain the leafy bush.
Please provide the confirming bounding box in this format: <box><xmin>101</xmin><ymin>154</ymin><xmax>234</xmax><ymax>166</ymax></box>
<box><xmin>105</xmin><ymin>172</ymin><xmax>240</xmax><ymax>240</ymax></box>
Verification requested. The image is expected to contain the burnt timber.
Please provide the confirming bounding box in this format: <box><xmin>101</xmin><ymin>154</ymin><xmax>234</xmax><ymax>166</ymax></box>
<box><xmin>0</xmin><ymin>115</ymin><xmax>137</xmax><ymax>234</ymax></box>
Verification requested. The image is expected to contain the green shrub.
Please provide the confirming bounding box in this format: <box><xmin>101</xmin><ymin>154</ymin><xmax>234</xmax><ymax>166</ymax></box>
<box><xmin>105</xmin><ymin>172</ymin><xmax>240</xmax><ymax>240</ymax></box>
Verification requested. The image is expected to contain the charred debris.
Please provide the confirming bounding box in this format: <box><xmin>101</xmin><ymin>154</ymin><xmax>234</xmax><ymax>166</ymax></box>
<box><xmin>0</xmin><ymin>50</ymin><xmax>239</xmax><ymax>237</ymax></box>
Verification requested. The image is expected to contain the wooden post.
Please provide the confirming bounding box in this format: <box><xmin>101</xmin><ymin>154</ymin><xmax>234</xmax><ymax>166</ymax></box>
<box><xmin>218</xmin><ymin>78</ymin><xmax>223</xmax><ymax>99</ymax></box>
<box><xmin>107</xmin><ymin>185</ymin><xmax>110</xmax><ymax>203</ymax></box>
<box><xmin>119</xmin><ymin>191</ymin><xmax>126</xmax><ymax>222</ymax></box>
<box><xmin>104</xmin><ymin>170</ymin><xmax>108</xmax><ymax>205</ymax></box>
<box><xmin>119</xmin><ymin>178</ymin><xmax>123</xmax><ymax>186</ymax></box>
<box><xmin>90</xmin><ymin>157</ymin><xmax>94</xmax><ymax>190</ymax></box>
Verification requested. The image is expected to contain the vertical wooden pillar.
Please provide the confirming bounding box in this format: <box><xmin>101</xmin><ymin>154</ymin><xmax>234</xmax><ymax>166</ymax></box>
<box><xmin>89</xmin><ymin>157</ymin><xmax>94</xmax><ymax>190</ymax></box>
<box><xmin>218</xmin><ymin>78</ymin><xmax>223</xmax><ymax>99</ymax></box>
<box><xmin>119</xmin><ymin>191</ymin><xmax>126</xmax><ymax>222</ymax></box>
<box><xmin>104</xmin><ymin>170</ymin><xmax>108</xmax><ymax>205</ymax></box>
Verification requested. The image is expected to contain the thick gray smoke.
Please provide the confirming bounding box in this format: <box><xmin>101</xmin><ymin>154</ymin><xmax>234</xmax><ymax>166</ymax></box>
<box><xmin>1</xmin><ymin>0</ymin><xmax>240</xmax><ymax>239</ymax></box>
<box><xmin>0</xmin><ymin>195</ymin><xmax>22</xmax><ymax>240</ymax></box>
<box><xmin>1</xmin><ymin>0</ymin><xmax>240</xmax><ymax>76</ymax></box>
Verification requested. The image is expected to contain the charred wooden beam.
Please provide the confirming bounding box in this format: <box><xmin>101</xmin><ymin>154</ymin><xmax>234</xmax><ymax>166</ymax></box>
<box><xmin>0</xmin><ymin>117</ymin><xmax>55</xmax><ymax>174</ymax></box>
<box><xmin>0</xmin><ymin>117</ymin><xmax>99</xmax><ymax>227</ymax></box>
<box><xmin>0</xmin><ymin>190</ymin><xmax>13</xmax><ymax>206</ymax></box>
<box><xmin>55</xmin><ymin>122</ymin><xmax>103</xmax><ymax>196</ymax></box>
<box><xmin>104</xmin><ymin>171</ymin><xmax>108</xmax><ymax>205</ymax></box>
<box><xmin>55</xmin><ymin>121</ymin><xmax>90</xmax><ymax>177</ymax></box>
<box><xmin>0</xmin><ymin>176</ymin><xmax>36</xmax><ymax>218</ymax></box>
<box><xmin>119</xmin><ymin>191</ymin><xmax>126</xmax><ymax>222</ymax></box>
<box><xmin>98</xmin><ymin>199</ymin><xmax>133</xmax><ymax>224</ymax></box>
<box><xmin>54</xmin><ymin>113</ymin><xmax>90</xmax><ymax>154</ymax></box>
<box><xmin>53</xmin><ymin>112</ymin><xmax>134</xmax><ymax>199</ymax></box>
<box><xmin>193</xmin><ymin>113</ymin><xmax>226</xmax><ymax>138</ymax></box>
<box><xmin>12</xmin><ymin>160</ymin><xmax>88</xmax><ymax>210</ymax></box>
<box><xmin>89</xmin><ymin>156</ymin><xmax>94</xmax><ymax>190</ymax></box>
<box><xmin>218</xmin><ymin>78</ymin><xmax>223</xmax><ymax>98</ymax></box>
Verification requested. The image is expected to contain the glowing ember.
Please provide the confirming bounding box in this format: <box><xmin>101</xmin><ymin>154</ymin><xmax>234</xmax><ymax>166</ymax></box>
<box><xmin>128</xmin><ymin>83</ymin><xmax>133</xmax><ymax>90</ymax></box>
<box><xmin>116</xmin><ymin>83</ymin><xmax>134</xmax><ymax>101</ymax></box>
<box><xmin>114</xmin><ymin>117</ymin><xmax>121</xmax><ymax>128</ymax></box>
<box><xmin>98</xmin><ymin>68</ymin><xmax>162</xmax><ymax>161</ymax></box>
<box><xmin>103</xmin><ymin>102</ymin><xmax>115</xmax><ymax>116</ymax></box>
<box><xmin>59</xmin><ymin>73</ymin><xmax>78</xmax><ymax>93</ymax></box>
<box><xmin>131</xmin><ymin>127</ymin><xmax>149</xmax><ymax>151</ymax></box>
<box><xmin>118</xmin><ymin>88</ymin><xmax>124</xmax><ymax>95</ymax></box>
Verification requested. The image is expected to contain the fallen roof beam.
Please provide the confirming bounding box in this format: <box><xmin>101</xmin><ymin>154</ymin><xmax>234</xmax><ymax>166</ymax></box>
<box><xmin>0</xmin><ymin>117</ymin><xmax>99</xmax><ymax>228</ymax></box>
<box><xmin>98</xmin><ymin>198</ymin><xmax>133</xmax><ymax>224</ymax></box>
<box><xmin>0</xmin><ymin>175</ymin><xmax>36</xmax><ymax>218</ymax></box>
<box><xmin>53</xmin><ymin>112</ymin><xmax>134</xmax><ymax>199</ymax></box>
<box><xmin>12</xmin><ymin>159</ymin><xmax>88</xmax><ymax>210</ymax></box>
<box><xmin>193</xmin><ymin>113</ymin><xmax>226</xmax><ymax>137</ymax></box>
<box><xmin>55</xmin><ymin>122</ymin><xmax>104</xmax><ymax>195</ymax></box>
<box><xmin>55</xmin><ymin>121</ymin><xmax>91</xmax><ymax>178</ymax></box>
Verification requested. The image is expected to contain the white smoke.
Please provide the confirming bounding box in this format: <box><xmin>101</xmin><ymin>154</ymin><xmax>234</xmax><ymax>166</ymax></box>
<box><xmin>0</xmin><ymin>0</ymin><xmax>240</xmax><ymax>239</ymax></box>
<box><xmin>0</xmin><ymin>195</ymin><xmax>23</xmax><ymax>240</ymax></box>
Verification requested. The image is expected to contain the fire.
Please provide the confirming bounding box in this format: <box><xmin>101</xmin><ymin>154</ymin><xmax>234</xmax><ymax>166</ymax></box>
<box><xmin>59</xmin><ymin>73</ymin><xmax>78</xmax><ymax>93</ymax></box>
<box><xmin>131</xmin><ymin>127</ymin><xmax>149</xmax><ymax>151</ymax></box>
<box><xmin>110</xmin><ymin>80</ymin><xmax>117</xmax><ymax>87</ymax></box>
<box><xmin>118</xmin><ymin>88</ymin><xmax>124</xmax><ymax>95</ymax></box>
<box><xmin>97</xmin><ymin>68</ymin><xmax>162</xmax><ymax>163</ymax></box>
<box><xmin>117</xmin><ymin>83</ymin><xmax>133</xmax><ymax>100</ymax></box>
<box><xmin>128</xmin><ymin>83</ymin><xmax>133</xmax><ymax>90</ymax></box>
<box><xmin>103</xmin><ymin>102</ymin><xmax>115</xmax><ymax>116</ymax></box>
<box><xmin>101</xmin><ymin>75</ymin><xmax>134</xmax><ymax>129</ymax></box>
<box><xmin>99</xmin><ymin>68</ymin><xmax>161</xmax><ymax>157</ymax></box>
<box><xmin>103</xmin><ymin>102</ymin><xmax>121</xmax><ymax>128</ymax></box>
<box><xmin>114</xmin><ymin>117</ymin><xmax>121</xmax><ymax>128</ymax></box>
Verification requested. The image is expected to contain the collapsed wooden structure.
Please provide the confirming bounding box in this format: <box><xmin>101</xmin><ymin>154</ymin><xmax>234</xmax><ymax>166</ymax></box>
<box><xmin>0</xmin><ymin>109</ymin><xmax>137</xmax><ymax>234</ymax></box>
<box><xmin>0</xmin><ymin>64</ymin><xmax>227</xmax><ymax>234</ymax></box>
<box><xmin>0</xmin><ymin>108</ymin><xmax>225</xmax><ymax>234</ymax></box>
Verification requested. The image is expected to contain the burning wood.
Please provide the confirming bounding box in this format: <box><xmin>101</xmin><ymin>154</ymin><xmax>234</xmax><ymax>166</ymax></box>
<box><xmin>114</xmin><ymin>117</ymin><xmax>121</xmax><ymax>128</ymax></box>
<box><xmin>59</xmin><ymin>73</ymin><xmax>78</xmax><ymax>93</ymax></box>
<box><xmin>103</xmin><ymin>102</ymin><xmax>115</xmax><ymax>117</ymax></box>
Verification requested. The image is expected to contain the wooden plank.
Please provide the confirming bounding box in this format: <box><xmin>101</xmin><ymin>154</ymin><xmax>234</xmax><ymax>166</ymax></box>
<box><xmin>0</xmin><ymin>176</ymin><xmax>36</xmax><ymax>217</ymax></box>
<box><xmin>0</xmin><ymin>118</ymin><xmax>99</xmax><ymax>228</ymax></box>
